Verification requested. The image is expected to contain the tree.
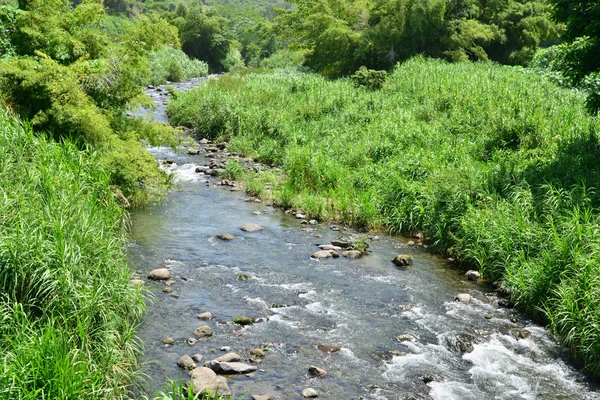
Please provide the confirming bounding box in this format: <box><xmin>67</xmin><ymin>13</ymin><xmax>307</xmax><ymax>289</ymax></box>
<box><xmin>178</xmin><ymin>7</ymin><xmax>231</xmax><ymax>71</ymax></box>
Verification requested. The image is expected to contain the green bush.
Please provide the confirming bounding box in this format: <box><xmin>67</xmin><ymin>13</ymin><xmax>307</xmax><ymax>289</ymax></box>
<box><xmin>147</xmin><ymin>46</ymin><xmax>209</xmax><ymax>85</ymax></box>
<box><xmin>351</xmin><ymin>66</ymin><xmax>388</xmax><ymax>90</ymax></box>
<box><xmin>166</xmin><ymin>58</ymin><xmax>600</xmax><ymax>376</ymax></box>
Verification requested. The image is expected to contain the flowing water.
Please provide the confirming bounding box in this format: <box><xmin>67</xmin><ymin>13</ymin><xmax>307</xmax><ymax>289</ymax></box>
<box><xmin>129</xmin><ymin>79</ymin><xmax>600</xmax><ymax>400</ymax></box>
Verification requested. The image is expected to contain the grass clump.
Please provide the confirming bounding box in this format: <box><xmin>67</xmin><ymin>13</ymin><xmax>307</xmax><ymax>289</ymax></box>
<box><xmin>167</xmin><ymin>57</ymin><xmax>600</xmax><ymax>376</ymax></box>
<box><xmin>0</xmin><ymin>109</ymin><xmax>145</xmax><ymax>399</ymax></box>
<box><xmin>147</xmin><ymin>46</ymin><xmax>209</xmax><ymax>86</ymax></box>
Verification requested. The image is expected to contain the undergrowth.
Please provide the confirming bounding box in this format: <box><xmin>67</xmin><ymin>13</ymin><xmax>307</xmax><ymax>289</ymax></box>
<box><xmin>0</xmin><ymin>109</ymin><xmax>145</xmax><ymax>399</ymax></box>
<box><xmin>167</xmin><ymin>58</ymin><xmax>600</xmax><ymax>376</ymax></box>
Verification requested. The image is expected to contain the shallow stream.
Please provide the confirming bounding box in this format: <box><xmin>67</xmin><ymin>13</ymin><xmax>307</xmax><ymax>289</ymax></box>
<box><xmin>128</xmin><ymin>79</ymin><xmax>599</xmax><ymax>400</ymax></box>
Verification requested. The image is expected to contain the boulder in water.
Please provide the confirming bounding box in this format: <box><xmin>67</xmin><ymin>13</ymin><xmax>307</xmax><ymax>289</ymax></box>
<box><xmin>216</xmin><ymin>234</ymin><xmax>233</xmax><ymax>241</ymax></box>
<box><xmin>214</xmin><ymin>352</ymin><xmax>240</xmax><ymax>363</ymax></box>
<box><xmin>465</xmin><ymin>270</ymin><xmax>480</xmax><ymax>281</ymax></box>
<box><xmin>392</xmin><ymin>255</ymin><xmax>413</xmax><ymax>267</ymax></box>
<box><xmin>240</xmin><ymin>223</ymin><xmax>264</xmax><ymax>232</ymax></box>
<box><xmin>455</xmin><ymin>293</ymin><xmax>472</xmax><ymax>303</ymax></box>
<box><xmin>194</xmin><ymin>326</ymin><xmax>213</xmax><ymax>337</ymax></box>
<box><xmin>308</xmin><ymin>366</ymin><xmax>328</xmax><ymax>377</ymax></box>
<box><xmin>208</xmin><ymin>360</ymin><xmax>258</xmax><ymax>374</ymax></box>
<box><xmin>178</xmin><ymin>354</ymin><xmax>197</xmax><ymax>370</ymax></box>
<box><xmin>188</xmin><ymin>367</ymin><xmax>232</xmax><ymax>398</ymax></box>
<box><xmin>148</xmin><ymin>268</ymin><xmax>170</xmax><ymax>280</ymax></box>
<box><xmin>444</xmin><ymin>333</ymin><xmax>475</xmax><ymax>354</ymax></box>
<box><xmin>302</xmin><ymin>388</ymin><xmax>319</xmax><ymax>398</ymax></box>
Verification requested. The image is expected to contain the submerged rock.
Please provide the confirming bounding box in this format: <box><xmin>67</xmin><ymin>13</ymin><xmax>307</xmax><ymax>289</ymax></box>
<box><xmin>240</xmin><ymin>223</ymin><xmax>264</xmax><ymax>232</ymax></box>
<box><xmin>188</xmin><ymin>367</ymin><xmax>232</xmax><ymax>399</ymax></box>
<box><xmin>511</xmin><ymin>328</ymin><xmax>532</xmax><ymax>340</ymax></box>
<box><xmin>342</xmin><ymin>250</ymin><xmax>362</xmax><ymax>259</ymax></box>
<box><xmin>392</xmin><ymin>255</ymin><xmax>413</xmax><ymax>267</ymax></box>
<box><xmin>317</xmin><ymin>344</ymin><xmax>341</xmax><ymax>353</ymax></box>
<box><xmin>216</xmin><ymin>233</ymin><xmax>233</xmax><ymax>241</ymax></box>
<box><xmin>161</xmin><ymin>337</ymin><xmax>175</xmax><ymax>345</ymax></box>
<box><xmin>148</xmin><ymin>268</ymin><xmax>170</xmax><ymax>280</ymax></box>
<box><xmin>444</xmin><ymin>333</ymin><xmax>475</xmax><ymax>354</ymax></box>
<box><xmin>250</xmin><ymin>348</ymin><xmax>266</xmax><ymax>357</ymax></box>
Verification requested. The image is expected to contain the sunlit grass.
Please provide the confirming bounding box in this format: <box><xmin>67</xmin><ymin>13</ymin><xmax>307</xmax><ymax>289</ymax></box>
<box><xmin>0</xmin><ymin>109</ymin><xmax>145</xmax><ymax>399</ymax></box>
<box><xmin>167</xmin><ymin>57</ymin><xmax>600</xmax><ymax>376</ymax></box>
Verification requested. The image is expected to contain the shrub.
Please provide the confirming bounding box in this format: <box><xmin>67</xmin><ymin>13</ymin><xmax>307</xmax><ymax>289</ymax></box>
<box><xmin>351</xmin><ymin>66</ymin><xmax>388</xmax><ymax>90</ymax></box>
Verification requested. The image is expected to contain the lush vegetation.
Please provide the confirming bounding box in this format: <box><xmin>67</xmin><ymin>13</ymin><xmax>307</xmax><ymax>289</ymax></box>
<box><xmin>167</xmin><ymin>59</ymin><xmax>600</xmax><ymax>375</ymax></box>
<box><xmin>0</xmin><ymin>109</ymin><xmax>145</xmax><ymax>399</ymax></box>
<box><xmin>276</xmin><ymin>0</ymin><xmax>561</xmax><ymax>76</ymax></box>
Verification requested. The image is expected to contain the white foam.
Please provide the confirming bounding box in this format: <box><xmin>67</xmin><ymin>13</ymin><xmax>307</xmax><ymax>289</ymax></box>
<box><xmin>173</xmin><ymin>163</ymin><xmax>205</xmax><ymax>182</ymax></box>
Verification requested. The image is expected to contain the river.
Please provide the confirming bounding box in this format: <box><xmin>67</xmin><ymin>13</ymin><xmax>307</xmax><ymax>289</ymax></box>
<box><xmin>128</xmin><ymin>78</ymin><xmax>599</xmax><ymax>400</ymax></box>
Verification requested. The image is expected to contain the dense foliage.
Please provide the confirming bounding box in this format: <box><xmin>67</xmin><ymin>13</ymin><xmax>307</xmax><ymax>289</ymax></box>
<box><xmin>0</xmin><ymin>0</ymin><xmax>204</xmax><ymax>205</ymax></box>
<box><xmin>276</xmin><ymin>0</ymin><xmax>561</xmax><ymax>76</ymax></box>
<box><xmin>167</xmin><ymin>59</ymin><xmax>600</xmax><ymax>376</ymax></box>
<box><xmin>0</xmin><ymin>109</ymin><xmax>145</xmax><ymax>399</ymax></box>
<box><xmin>531</xmin><ymin>1</ymin><xmax>600</xmax><ymax>114</ymax></box>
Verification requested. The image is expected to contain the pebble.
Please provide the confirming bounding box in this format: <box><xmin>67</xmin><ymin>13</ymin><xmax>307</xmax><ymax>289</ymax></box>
<box><xmin>220</xmin><ymin>346</ymin><xmax>231</xmax><ymax>352</ymax></box>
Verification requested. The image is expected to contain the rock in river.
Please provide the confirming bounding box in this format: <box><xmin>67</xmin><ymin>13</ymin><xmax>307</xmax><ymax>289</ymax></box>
<box><xmin>302</xmin><ymin>388</ymin><xmax>319</xmax><ymax>398</ymax></box>
<box><xmin>216</xmin><ymin>233</ymin><xmax>233</xmax><ymax>241</ymax></box>
<box><xmin>233</xmin><ymin>316</ymin><xmax>255</xmax><ymax>325</ymax></box>
<box><xmin>318</xmin><ymin>244</ymin><xmax>342</xmax><ymax>251</ymax></box>
<box><xmin>194</xmin><ymin>326</ymin><xmax>213</xmax><ymax>337</ymax></box>
<box><xmin>148</xmin><ymin>268</ymin><xmax>170</xmax><ymax>280</ymax></box>
<box><xmin>188</xmin><ymin>367</ymin><xmax>232</xmax><ymax>399</ymax></box>
<box><xmin>455</xmin><ymin>293</ymin><xmax>472</xmax><ymax>303</ymax></box>
<box><xmin>196</xmin><ymin>312</ymin><xmax>213</xmax><ymax>320</ymax></box>
<box><xmin>240</xmin><ymin>223</ymin><xmax>264</xmax><ymax>232</ymax></box>
<box><xmin>317</xmin><ymin>344</ymin><xmax>341</xmax><ymax>353</ymax></box>
<box><xmin>178</xmin><ymin>354</ymin><xmax>197</xmax><ymax>370</ymax></box>
<box><xmin>208</xmin><ymin>360</ymin><xmax>258</xmax><ymax>374</ymax></box>
<box><xmin>342</xmin><ymin>250</ymin><xmax>362</xmax><ymax>259</ymax></box>
<box><xmin>392</xmin><ymin>254</ymin><xmax>413</xmax><ymax>267</ymax></box>
<box><xmin>215</xmin><ymin>352</ymin><xmax>241</xmax><ymax>363</ymax></box>
<box><xmin>311</xmin><ymin>250</ymin><xmax>334</xmax><ymax>259</ymax></box>
<box><xmin>308</xmin><ymin>366</ymin><xmax>328</xmax><ymax>377</ymax></box>
<box><xmin>465</xmin><ymin>270</ymin><xmax>481</xmax><ymax>281</ymax></box>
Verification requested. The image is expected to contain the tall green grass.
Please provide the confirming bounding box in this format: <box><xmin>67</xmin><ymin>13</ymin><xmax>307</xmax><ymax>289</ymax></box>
<box><xmin>147</xmin><ymin>46</ymin><xmax>209</xmax><ymax>85</ymax></box>
<box><xmin>167</xmin><ymin>58</ymin><xmax>600</xmax><ymax>376</ymax></box>
<box><xmin>0</xmin><ymin>109</ymin><xmax>145</xmax><ymax>398</ymax></box>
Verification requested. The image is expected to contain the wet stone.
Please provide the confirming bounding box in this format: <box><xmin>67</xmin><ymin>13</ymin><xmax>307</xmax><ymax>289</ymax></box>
<box><xmin>465</xmin><ymin>270</ymin><xmax>481</xmax><ymax>281</ymax></box>
<box><xmin>216</xmin><ymin>233</ymin><xmax>233</xmax><ymax>241</ymax></box>
<box><xmin>178</xmin><ymin>354</ymin><xmax>197</xmax><ymax>370</ymax></box>
<box><xmin>302</xmin><ymin>388</ymin><xmax>319</xmax><ymax>398</ymax></box>
<box><xmin>215</xmin><ymin>352</ymin><xmax>240</xmax><ymax>362</ymax></box>
<box><xmin>308</xmin><ymin>366</ymin><xmax>327</xmax><ymax>377</ymax></box>
<box><xmin>240</xmin><ymin>223</ymin><xmax>264</xmax><ymax>232</ymax></box>
<box><xmin>455</xmin><ymin>293</ymin><xmax>472</xmax><ymax>303</ymax></box>
<box><xmin>196</xmin><ymin>312</ymin><xmax>213</xmax><ymax>320</ymax></box>
<box><xmin>233</xmin><ymin>316</ymin><xmax>254</xmax><ymax>325</ymax></box>
<box><xmin>208</xmin><ymin>360</ymin><xmax>258</xmax><ymax>374</ymax></box>
<box><xmin>311</xmin><ymin>250</ymin><xmax>333</xmax><ymax>259</ymax></box>
<box><xmin>250</xmin><ymin>348</ymin><xmax>266</xmax><ymax>358</ymax></box>
<box><xmin>186</xmin><ymin>338</ymin><xmax>198</xmax><ymax>346</ymax></box>
<box><xmin>392</xmin><ymin>255</ymin><xmax>413</xmax><ymax>267</ymax></box>
<box><xmin>317</xmin><ymin>344</ymin><xmax>341</xmax><ymax>353</ymax></box>
<box><xmin>194</xmin><ymin>326</ymin><xmax>213</xmax><ymax>337</ymax></box>
<box><xmin>161</xmin><ymin>337</ymin><xmax>175</xmax><ymax>345</ymax></box>
<box><xmin>148</xmin><ymin>268</ymin><xmax>170</xmax><ymax>280</ymax></box>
